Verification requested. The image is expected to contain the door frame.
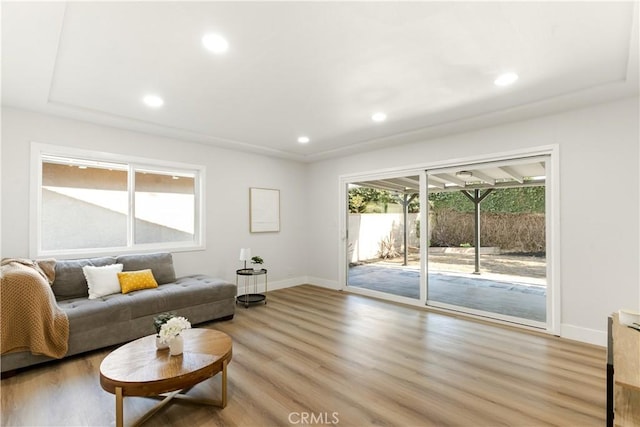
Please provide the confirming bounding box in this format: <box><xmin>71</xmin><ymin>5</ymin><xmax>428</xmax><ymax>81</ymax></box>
<box><xmin>339</xmin><ymin>167</ymin><xmax>427</xmax><ymax>307</ymax></box>
<box><xmin>338</xmin><ymin>144</ymin><xmax>560</xmax><ymax>335</ymax></box>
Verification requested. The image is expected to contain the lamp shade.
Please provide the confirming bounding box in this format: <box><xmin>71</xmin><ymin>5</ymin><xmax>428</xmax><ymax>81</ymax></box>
<box><xmin>239</xmin><ymin>248</ymin><xmax>251</xmax><ymax>261</ymax></box>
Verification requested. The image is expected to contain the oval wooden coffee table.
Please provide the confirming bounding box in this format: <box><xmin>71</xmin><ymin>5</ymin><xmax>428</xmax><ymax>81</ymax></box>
<box><xmin>100</xmin><ymin>328</ymin><xmax>232</xmax><ymax>427</ymax></box>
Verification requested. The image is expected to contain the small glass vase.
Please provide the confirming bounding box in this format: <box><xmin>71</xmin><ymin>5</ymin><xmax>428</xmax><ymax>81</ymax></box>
<box><xmin>169</xmin><ymin>334</ymin><xmax>184</xmax><ymax>356</ymax></box>
<box><xmin>156</xmin><ymin>335</ymin><xmax>168</xmax><ymax>350</ymax></box>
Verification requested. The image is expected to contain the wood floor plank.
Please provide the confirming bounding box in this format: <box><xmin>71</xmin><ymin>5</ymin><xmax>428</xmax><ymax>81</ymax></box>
<box><xmin>1</xmin><ymin>285</ymin><xmax>606</xmax><ymax>426</ymax></box>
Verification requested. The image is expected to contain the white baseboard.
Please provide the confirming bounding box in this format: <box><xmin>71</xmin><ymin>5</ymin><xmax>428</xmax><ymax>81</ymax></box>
<box><xmin>239</xmin><ymin>276</ymin><xmax>302</xmax><ymax>293</ymax></box>
<box><xmin>237</xmin><ymin>276</ymin><xmax>340</xmax><ymax>294</ymax></box>
<box><xmin>268</xmin><ymin>277</ymin><xmax>305</xmax><ymax>291</ymax></box>
<box><xmin>304</xmin><ymin>276</ymin><xmax>341</xmax><ymax>290</ymax></box>
<box><xmin>561</xmin><ymin>323</ymin><xmax>606</xmax><ymax>347</ymax></box>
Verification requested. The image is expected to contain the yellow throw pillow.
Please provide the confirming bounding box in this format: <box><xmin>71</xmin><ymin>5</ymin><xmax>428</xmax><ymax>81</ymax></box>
<box><xmin>117</xmin><ymin>269</ymin><xmax>158</xmax><ymax>294</ymax></box>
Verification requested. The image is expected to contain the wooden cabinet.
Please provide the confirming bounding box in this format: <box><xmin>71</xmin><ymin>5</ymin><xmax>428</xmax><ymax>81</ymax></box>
<box><xmin>607</xmin><ymin>313</ymin><xmax>640</xmax><ymax>426</ymax></box>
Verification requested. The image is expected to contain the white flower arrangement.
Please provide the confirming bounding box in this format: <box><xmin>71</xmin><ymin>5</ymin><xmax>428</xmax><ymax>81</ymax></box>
<box><xmin>158</xmin><ymin>316</ymin><xmax>191</xmax><ymax>344</ymax></box>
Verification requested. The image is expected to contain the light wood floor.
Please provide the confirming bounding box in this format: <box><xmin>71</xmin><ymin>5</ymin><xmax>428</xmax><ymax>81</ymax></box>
<box><xmin>1</xmin><ymin>285</ymin><xmax>606</xmax><ymax>427</ymax></box>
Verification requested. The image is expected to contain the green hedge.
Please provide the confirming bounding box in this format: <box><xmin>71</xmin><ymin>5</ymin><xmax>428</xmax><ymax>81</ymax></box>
<box><xmin>429</xmin><ymin>187</ymin><xmax>545</xmax><ymax>214</ymax></box>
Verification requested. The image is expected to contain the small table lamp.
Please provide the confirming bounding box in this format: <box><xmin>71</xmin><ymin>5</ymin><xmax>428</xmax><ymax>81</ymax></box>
<box><xmin>239</xmin><ymin>248</ymin><xmax>251</xmax><ymax>270</ymax></box>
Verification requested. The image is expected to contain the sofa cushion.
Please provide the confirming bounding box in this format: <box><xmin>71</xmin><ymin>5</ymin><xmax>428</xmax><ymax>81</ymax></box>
<box><xmin>53</xmin><ymin>257</ymin><xmax>117</xmax><ymax>300</ymax></box>
<box><xmin>116</xmin><ymin>253</ymin><xmax>176</xmax><ymax>285</ymax></box>
<box><xmin>58</xmin><ymin>295</ymin><xmax>132</xmax><ymax>334</ymax></box>
<box><xmin>117</xmin><ymin>269</ymin><xmax>158</xmax><ymax>293</ymax></box>
<box><xmin>83</xmin><ymin>263</ymin><xmax>124</xmax><ymax>299</ymax></box>
<box><xmin>123</xmin><ymin>275</ymin><xmax>237</xmax><ymax>318</ymax></box>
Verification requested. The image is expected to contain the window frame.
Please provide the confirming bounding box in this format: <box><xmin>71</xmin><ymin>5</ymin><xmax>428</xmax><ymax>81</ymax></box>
<box><xmin>30</xmin><ymin>142</ymin><xmax>206</xmax><ymax>257</ymax></box>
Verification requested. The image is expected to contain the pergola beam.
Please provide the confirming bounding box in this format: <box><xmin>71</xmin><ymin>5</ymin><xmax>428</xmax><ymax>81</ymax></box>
<box><xmin>461</xmin><ymin>188</ymin><xmax>494</xmax><ymax>274</ymax></box>
<box><xmin>471</xmin><ymin>170</ymin><xmax>496</xmax><ymax>186</ymax></box>
<box><xmin>395</xmin><ymin>177</ymin><xmax>420</xmax><ymax>192</ymax></box>
<box><xmin>374</xmin><ymin>180</ymin><xmax>409</xmax><ymax>193</ymax></box>
<box><xmin>499</xmin><ymin>166</ymin><xmax>524</xmax><ymax>183</ymax></box>
<box><xmin>427</xmin><ymin>175</ymin><xmax>449</xmax><ymax>189</ymax></box>
<box><xmin>433</xmin><ymin>173</ymin><xmax>467</xmax><ymax>187</ymax></box>
<box><xmin>429</xmin><ymin>178</ymin><xmax>544</xmax><ymax>193</ymax></box>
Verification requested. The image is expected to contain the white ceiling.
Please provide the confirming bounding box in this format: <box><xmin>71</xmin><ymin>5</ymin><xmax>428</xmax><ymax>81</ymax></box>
<box><xmin>2</xmin><ymin>1</ymin><xmax>638</xmax><ymax>162</ymax></box>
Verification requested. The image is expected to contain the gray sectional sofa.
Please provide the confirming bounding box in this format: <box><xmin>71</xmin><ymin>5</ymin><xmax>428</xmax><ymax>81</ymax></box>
<box><xmin>1</xmin><ymin>252</ymin><xmax>236</xmax><ymax>373</ymax></box>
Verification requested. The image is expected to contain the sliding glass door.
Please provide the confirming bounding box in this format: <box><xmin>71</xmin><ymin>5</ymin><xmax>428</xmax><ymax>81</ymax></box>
<box><xmin>346</xmin><ymin>175</ymin><xmax>422</xmax><ymax>301</ymax></box>
<box><xmin>340</xmin><ymin>149</ymin><xmax>558</xmax><ymax>333</ymax></box>
<box><xmin>426</xmin><ymin>157</ymin><xmax>549</xmax><ymax>328</ymax></box>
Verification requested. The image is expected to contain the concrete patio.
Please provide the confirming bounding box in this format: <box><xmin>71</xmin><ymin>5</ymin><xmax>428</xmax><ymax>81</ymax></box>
<box><xmin>348</xmin><ymin>258</ymin><xmax>546</xmax><ymax>322</ymax></box>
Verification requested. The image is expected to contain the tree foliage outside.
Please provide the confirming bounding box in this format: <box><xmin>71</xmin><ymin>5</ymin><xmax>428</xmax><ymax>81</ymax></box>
<box><xmin>349</xmin><ymin>186</ymin><xmax>544</xmax><ymax>214</ymax></box>
<box><xmin>349</xmin><ymin>185</ymin><xmax>546</xmax><ymax>254</ymax></box>
<box><xmin>428</xmin><ymin>186</ymin><xmax>545</xmax><ymax>213</ymax></box>
<box><xmin>348</xmin><ymin>187</ymin><xmax>419</xmax><ymax>213</ymax></box>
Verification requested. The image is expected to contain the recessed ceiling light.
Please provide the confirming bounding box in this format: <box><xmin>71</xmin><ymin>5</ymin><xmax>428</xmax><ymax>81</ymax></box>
<box><xmin>494</xmin><ymin>72</ymin><xmax>518</xmax><ymax>87</ymax></box>
<box><xmin>202</xmin><ymin>33</ymin><xmax>229</xmax><ymax>54</ymax></box>
<box><xmin>371</xmin><ymin>112</ymin><xmax>387</xmax><ymax>122</ymax></box>
<box><xmin>143</xmin><ymin>95</ymin><xmax>164</xmax><ymax>108</ymax></box>
<box><xmin>297</xmin><ymin>136</ymin><xmax>310</xmax><ymax>144</ymax></box>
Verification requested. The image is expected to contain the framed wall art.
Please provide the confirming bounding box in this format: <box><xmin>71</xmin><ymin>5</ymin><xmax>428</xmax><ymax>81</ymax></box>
<box><xmin>249</xmin><ymin>187</ymin><xmax>280</xmax><ymax>233</ymax></box>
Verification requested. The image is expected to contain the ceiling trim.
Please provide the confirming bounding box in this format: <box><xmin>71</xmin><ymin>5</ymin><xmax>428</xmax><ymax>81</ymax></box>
<box><xmin>3</xmin><ymin>2</ymin><xmax>638</xmax><ymax>164</ymax></box>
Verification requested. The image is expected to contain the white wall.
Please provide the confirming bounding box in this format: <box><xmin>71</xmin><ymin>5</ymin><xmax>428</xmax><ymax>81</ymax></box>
<box><xmin>349</xmin><ymin>213</ymin><xmax>420</xmax><ymax>262</ymax></box>
<box><xmin>3</xmin><ymin>98</ymin><xmax>638</xmax><ymax>346</ymax></box>
<box><xmin>1</xmin><ymin>107</ymin><xmax>308</xmax><ymax>287</ymax></box>
<box><xmin>307</xmin><ymin>97</ymin><xmax>640</xmax><ymax>346</ymax></box>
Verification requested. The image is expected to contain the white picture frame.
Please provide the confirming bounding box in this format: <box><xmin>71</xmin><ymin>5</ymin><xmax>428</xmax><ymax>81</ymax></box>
<box><xmin>250</xmin><ymin>187</ymin><xmax>280</xmax><ymax>233</ymax></box>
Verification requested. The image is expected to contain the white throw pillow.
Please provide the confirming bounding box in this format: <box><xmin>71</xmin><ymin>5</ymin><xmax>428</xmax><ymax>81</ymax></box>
<box><xmin>83</xmin><ymin>264</ymin><xmax>124</xmax><ymax>299</ymax></box>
